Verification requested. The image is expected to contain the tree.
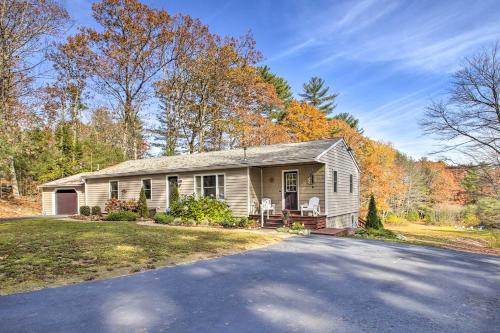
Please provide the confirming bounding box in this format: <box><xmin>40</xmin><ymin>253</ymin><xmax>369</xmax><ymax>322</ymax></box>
<box><xmin>281</xmin><ymin>100</ymin><xmax>332</xmax><ymax>141</ymax></box>
<box><xmin>332</xmin><ymin>112</ymin><xmax>363</xmax><ymax>133</ymax></box>
<box><xmin>366</xmin><ymin>194</ymin><xmax>382</xmax><ymax>229</ymax></box>
<box><xmin>138</xmin><ymin>187</ymin><xmax>148</xmax><ymax>218</ymax></box>
<box><xmin>299</xmin><ymin>76</ymin><xmax>338</xmax><ymax>114</ymax></box>
<box><xmin>257</xmin><ymin>65</ymin><xmax>293</xmax><ymax>121</ymax></box>
<box><xmin>0</xmin><ymin>0</ymin><xmax>69</xmax><ymax>197</ymax></box>
<box><xmin>74</xmin><ymin>0</ymin><xmax>174</xmax><ymax>160</ymax></box>
<box><xmin>421</xmin><ymin>42</ymin><xmax>500</xmax><ymax>167</ymax></box>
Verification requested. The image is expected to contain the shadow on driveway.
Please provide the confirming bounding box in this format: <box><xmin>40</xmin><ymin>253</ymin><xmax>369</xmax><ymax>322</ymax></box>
<box><xmin>0</xmin><ymin>236</ymin><xmax>498</xmax><ymax>333</ymax></box>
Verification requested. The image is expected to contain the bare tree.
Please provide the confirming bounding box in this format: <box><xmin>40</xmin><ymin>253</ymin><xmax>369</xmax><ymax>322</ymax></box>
<box><xmin>421</xmin><ymin>42</ymin><xmax>500</xmax><ymax>197</ymax></box>
<box><xmin>0</xmin><ymin>0</ymin><xmax>68</xmax><ymax>197</ymax></box>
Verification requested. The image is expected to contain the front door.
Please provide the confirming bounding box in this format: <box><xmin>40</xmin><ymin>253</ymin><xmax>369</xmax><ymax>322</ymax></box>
<box><xmin>283</xmin><ymin>171</ymin><xmax>298</xmax><ymax>210</ymax></box>
<box><xmin>167</xmin><ymin>176</ymin><xmax>179</xmax><ymax>207</ymax></box>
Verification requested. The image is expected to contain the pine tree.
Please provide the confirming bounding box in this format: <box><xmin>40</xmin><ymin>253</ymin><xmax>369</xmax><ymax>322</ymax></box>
<box><xmin>332</xmin><ymin>112</ymin><xmax>364</xmax><ymax>134</ymax></box>
<box><xmin>138</xmin><ymin>187</ymin><xmax>148</xmax><ymax>218</ymax></box>
<box><xmin>366</xmin><ymin>194</ymin><xmax>382</xmax><ymax>229</ymax></box>
<box><xmin>257</xmin><ymin>66</ymin><xmax>293</xmax><ymax>121</ymax></box>
<box><xmin>299</xmin><ymin>76</ymin><xmax>338</xmax><ymax>114</ymax></box>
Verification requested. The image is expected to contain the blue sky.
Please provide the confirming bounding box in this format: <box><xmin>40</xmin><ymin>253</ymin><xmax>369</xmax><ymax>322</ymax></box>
<box><xmin>62</xmin><ymin>0</ymin><xmax>500</xmax><ymax>159</ymax></box>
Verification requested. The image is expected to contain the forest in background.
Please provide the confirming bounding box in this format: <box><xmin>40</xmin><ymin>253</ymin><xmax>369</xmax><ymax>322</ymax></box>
<box><xmin>0</xmin><ymin>0</ymin><xmax>498</xmax><ymax>226</ymax></box>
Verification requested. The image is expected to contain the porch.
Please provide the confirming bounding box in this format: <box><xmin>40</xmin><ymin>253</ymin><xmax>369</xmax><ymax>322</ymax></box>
<box><xmin>248</xmin><ymin>163</ymin><xmax>326</xmax><ymax>226</ymax></box>
<box><xmin>249</xmin><ymin>210</ymin><xmax>327</xmax><ymax>229</ymax></box>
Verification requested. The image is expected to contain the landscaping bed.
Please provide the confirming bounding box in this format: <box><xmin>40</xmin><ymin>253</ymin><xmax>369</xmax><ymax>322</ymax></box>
<box><xmin>0</xmin><ymin>218</ymin><xmax>279</xmax><ymax>295</ymax></box>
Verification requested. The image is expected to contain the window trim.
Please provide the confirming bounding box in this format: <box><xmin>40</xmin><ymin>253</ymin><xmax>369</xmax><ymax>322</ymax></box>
<box><xmin>109</xmin><ymin>180</ymin><xmax>119</xmax><ymax>200</ymax></box>
<box><xmin>141</xmin><ymin>178</ymin><xmax>153</xmax><ymax>200</ymax></box>
<box><xmin>333</xmin><ymin>170</ymin><xmax>338</xmax><ymax>193</ymax></box>
<box><xmin>193</xmin><ymin>173</ymin><xmax>226</xmax><ymax>200</ymax></box>
<box><xmin>349</xmin><ymin>174</ymin><xmax>353</xmax><ymax>194</ymax></box>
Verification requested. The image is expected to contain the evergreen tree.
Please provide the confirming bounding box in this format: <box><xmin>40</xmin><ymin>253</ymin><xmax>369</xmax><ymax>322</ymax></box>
<box><xmin>366</xmin><ymin>194</ymin><xmax>382</xmax><ymax>229</ymax></box>
<box><xmin>138</xmin><ymin>187</ymin><xmax>148</xmax><ymax>218</ymax></box>
<box><xmin>299</xmin><ymin>76</ymin><xmax>338</xmax><ymax>114</ymax></box>
<box><xmin>257</xmin><ymin>66</ymin><xmax>293</xmax><ymax>121</ymax></box>
<box><xmin>332</xmin><ymin>112</ymin><xmax>364</xmax><ymax>134</ymax></box>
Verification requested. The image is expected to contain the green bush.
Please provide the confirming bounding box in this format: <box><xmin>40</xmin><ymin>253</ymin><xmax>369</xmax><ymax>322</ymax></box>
<box><xmin>154</xmin><ymin>212</ymin><xmax>175</xmax><ymax>224</ymax></box>
<box><xmin>105</xmin><ymin>211</ymin><xmax>138</xmax><ymax>221</ymax></box>
<box><xmin>80</xmin><ymin>206</ymin><xmax>91</xmax><ymax>216</ymax></box>
<box><xmin>356</xmin><ymin>228</ymin><xmax>397</xmax><ymax>239</ymax></box>
<box><xmin>138</xmin><ymin>187</ymin><xmax>148</xmax><ymax>218</ymax></box>
<box><xmin>177</xmin><ymin>195</ymin><xmax>233</xmax><ymax>225</ymax></box>
<box><xmin>476</xmin><ymin>197</ymin><xmax>500</xmax><ymax>228</ymax></box>
<box><xmin>291</xmin><ymin>222</ymin><xmax>305</xmax><ymax>231</ymax></box>
<box><xmin>91</xmin><ymin>206</ymin><xmax>101</xmax><ymax>216</ymax></box>
<box><xmin>384</xmin><ymin>212</ymin><xmax>402</xmax><ymax>224</ymax></box>
<box><xmin>406</xmin><ymin>211</ymin><xmax>420</xmax><ymax>221</ymax></box>
<box><xmin>366</xmin><ymin>195</ymin><xmax>382</xmax><ymax>229</ymax></box>
<box><xmin>168</xmin><ymin>184</ymin><xmax>181</xmax><ymax>216</ymax></box>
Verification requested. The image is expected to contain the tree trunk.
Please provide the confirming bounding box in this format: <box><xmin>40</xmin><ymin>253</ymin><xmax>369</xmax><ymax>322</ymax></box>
<box><xmin>8</xmin><ymin>156</ymin><xmax>20</xmax><ymax>198</ymax></box>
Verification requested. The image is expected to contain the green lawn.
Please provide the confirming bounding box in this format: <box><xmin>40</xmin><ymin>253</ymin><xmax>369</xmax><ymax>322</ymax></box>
<box><xmin>0</xmin><ymin>219</ymin><xmax>279</xmax><ymax>295</ymax></box>
<box><xmin>359</xmin><ymin>221</ymin><xmax>500</xmax><ymax>256</ymax></box>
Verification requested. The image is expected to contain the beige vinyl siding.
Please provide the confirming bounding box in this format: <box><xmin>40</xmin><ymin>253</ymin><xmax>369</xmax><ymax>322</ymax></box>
<box><xmin>41</xmin><ymin>186</ymin><xmax>85</xmax><ymax>215</ymax></box>
<box><xmin>249</xmin><ymin>167</ymin><xmax>262</xmax><ymax>213</ymax></box>
<box><xmin>85</xmin><ymin>167</ymin><xmax>249</xmax><ymax>216</ymax></box>
<box><xmin>318</xmin><ymin>142</ymin><xmax>360</xmax><ymax>217</ymax></box>
<box><xmin>260</xmin><ymin>163</ymin><xmax>325</xmax><ymax>212</ymax></box>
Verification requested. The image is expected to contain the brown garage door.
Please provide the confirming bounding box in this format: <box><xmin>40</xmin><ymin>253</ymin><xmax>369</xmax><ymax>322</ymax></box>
<box><xmin>56</xmin><ymin>189</ymin><xmax>78</xmax><ymax>215</ymax></box>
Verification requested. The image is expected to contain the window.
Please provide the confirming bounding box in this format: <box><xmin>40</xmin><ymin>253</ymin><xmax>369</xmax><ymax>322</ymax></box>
<box><xmin>333</xmin><ymin>170</ymin><xmax>338</xmax><ymax>193</ymax></box>
<box><xmin>110</xmin><ymin>181</ymin><xmax>119</xmax><ymax>199</ymax></box>
<box><xmin>195</xmin><ymin>174</ymin><xmax>225</xmax><ymax>199</ymax></box>
<box><xmin>142</xmin><ymin>179</ymin><xmax>152</xmax><ymax>199</ymax></box>
<box><xmin>349</xmin><ymin>174</ymin><xmax>353</xmax><ymax>193</ymax></box>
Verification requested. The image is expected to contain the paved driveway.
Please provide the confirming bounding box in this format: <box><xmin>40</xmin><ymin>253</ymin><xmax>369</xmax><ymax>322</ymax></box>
<box><xmin>1</xmin><ymin>236</ymin><xmax>499</xmax><ymax>333</ymax></box>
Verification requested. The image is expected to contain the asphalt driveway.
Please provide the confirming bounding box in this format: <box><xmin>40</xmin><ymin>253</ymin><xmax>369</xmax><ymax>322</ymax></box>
<box><xmin>1</xmin><ymin>236</ymin><xmax>499</xmax><ymax>333</ymax></box>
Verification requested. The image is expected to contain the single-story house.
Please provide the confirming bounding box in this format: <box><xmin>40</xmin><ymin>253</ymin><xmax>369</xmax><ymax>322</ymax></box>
<box><xmin>40</xmin><ymin>138</ymin><xmax>360</xmax><ymax>228</ymax></box>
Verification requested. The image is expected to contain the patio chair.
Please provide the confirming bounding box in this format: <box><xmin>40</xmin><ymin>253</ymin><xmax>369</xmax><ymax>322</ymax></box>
<box><xmin>300</xmin><ymin>197</ymin><xmax>320</xmax><ymax>216</ymax></box>
<box><xmin>261</xmin><ymin>198</ymin><xmax>276</xmax><ymax>218</ymax></box>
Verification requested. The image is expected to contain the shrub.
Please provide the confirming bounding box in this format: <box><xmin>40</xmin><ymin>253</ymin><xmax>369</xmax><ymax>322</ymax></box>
<box><xmin>291</xmin><ymin>222</ymin><xmax>305</xmax><ymax>231</ymax></box>
<box><xmin>366</xmin><ymin>195</ymin><xmax>382</xmax><ymax>229</ymax></box>
<box><xmin>105</xmin><ymin>211</ymin><xmax>138</xmax><ymax>221</ymax></box>
<box><xmin>105</xmin><ymin>198</ymin><xmax>138</xmax><ymax>212</ymax></box>
<box><xmin>91</xmin><ymin>206</ymin><xmax>101</xmax><ymax>216</ymax></box>
<box><xmin>138</xmin><ymin>187</ymin><xmax>148</xmax><ymax>218</ymax></box>
<box><xmin>154</xmin><ymin>212</ymin><xmax>175</xmax><ymax>224</ymax></box>
<box><xmin>356</xmin><ymin>228</ymin><xmax>397</xmax><ymax>239</ymax></box>
<box><xmin>169</xmin><ymin>184</ymin><xmax>181</xmax><ymax>216</ymax></box>
<box><xmin>426</xmin><ymin>204</ymin><xmax>465</xmax><ymax>225</ymax></box>
<box><xmin>80</xmin><ymin>206</ymin><xmax>91</xmax><ymax>216</ymax></box>
<box><xmin>406</xmin><ymin>211</ymin><xmax>419</xmax><ymax>222</ymax></box>
<box><xmin>476</xmin><ymin>197</ymin><xmax>500</xmax><ymax>228</ymax></box>
<box><xmin>384</xmin><ymin>212</ymin><xmax>402</xmax><ymax>224</ymax></box>
<box><xmin>178</xmin><ymin>195</ymin><xmax>233</xmax><ymax>224</ymax></box>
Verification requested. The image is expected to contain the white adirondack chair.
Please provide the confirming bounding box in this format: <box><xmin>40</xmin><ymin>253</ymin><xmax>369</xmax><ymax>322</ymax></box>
<box><xmin>261</xmin><ymin>198</ymin><xmax>276</xmax><ymax>218</ymax></box>
<box><xmin>300</xmin><ymin>197</ymin><xmax>320</xmax><ymax>216</ymax></box>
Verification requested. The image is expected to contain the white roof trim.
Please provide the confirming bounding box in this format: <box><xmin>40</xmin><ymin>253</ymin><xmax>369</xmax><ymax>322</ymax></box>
<box><xmin>315</xmin><ymin>138</ymin><xmax>361</xmax><ymax>172</ymax></box>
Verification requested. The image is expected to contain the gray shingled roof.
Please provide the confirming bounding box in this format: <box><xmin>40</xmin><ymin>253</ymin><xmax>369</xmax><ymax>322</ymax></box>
<box><xmin>42</xmin><ymin>138</ymin><xmax>341</xmax><ymax>185</ymax></box>
<box><xmin>41</xmin><ymin>172</ymin><xmax>88</xmax><ymax>187</ymax></box>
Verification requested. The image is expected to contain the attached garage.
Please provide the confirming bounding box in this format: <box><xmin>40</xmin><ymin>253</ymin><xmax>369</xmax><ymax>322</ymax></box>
<box><xmin>40</xmin><ymin>173</ymin><xmax>87</xmax><ymax>216</ymax></box>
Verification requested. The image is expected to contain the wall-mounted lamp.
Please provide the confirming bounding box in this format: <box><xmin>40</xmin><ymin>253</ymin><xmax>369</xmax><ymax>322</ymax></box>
<box><xmin>307</xmin><ymin>174</ymin><xmax>314</xmax><ymax>185</ymax></box>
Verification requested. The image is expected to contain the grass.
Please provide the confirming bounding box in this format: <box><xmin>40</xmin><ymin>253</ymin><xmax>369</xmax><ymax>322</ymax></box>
<box><xmin>357</xmin><ymin>220</ymin><xmax>500</xmax><ymax>256</ymax></box>
<box><xmin>0</xmin><ymin>218</ymin><xmax>279</xmax><ymax>295</ymax></box>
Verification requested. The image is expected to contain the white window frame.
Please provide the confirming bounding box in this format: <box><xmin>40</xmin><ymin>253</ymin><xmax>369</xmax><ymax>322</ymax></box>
<box><xmin>141</xmin><ymin>178</ymin><xmax>153</xmax><ymax>200</ymax></box>
<box><xmin>193</xmin><ymin>173</ymin><xmax>226</xmax><ymax>200</ymax></box>
<box><xmin>109</xmin><ymin>180</ymin><xmax>119</xmax><ymax>200</ymax></box>
<box><xmin>166</xmin><ymin>175</ymin><xmax>179</xmax><ymax>207</ymax></box>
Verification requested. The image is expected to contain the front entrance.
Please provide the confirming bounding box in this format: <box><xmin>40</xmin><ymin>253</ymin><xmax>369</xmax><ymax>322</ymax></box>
<box><xmin>167</xmin><ymin>176</ymin><xmax>179</xmax><ymax>207</ymax></box>
<box><xmin>283</xmin><ymin>171</ymin><xmax>298</xmax><ymax>210</ymax></box>
<box><xmin>55</xmin><ymin>189</ymin><xmax>78</xmax><ymax>215</ymax></box>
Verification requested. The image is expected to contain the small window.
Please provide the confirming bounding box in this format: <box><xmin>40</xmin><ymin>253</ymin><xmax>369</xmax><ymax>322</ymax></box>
<box><xmin>349</xmin><ymin>174</ymin><xmax>353</xmax><ymax>193</ymax></box>
<box><xmin>142</xmin><ymin>179</ymin><xmax>152</xmax><ymax>199</ymax></box>
<box><xmin>110</xmin><ymin>181</ymin><xmax>119</xmax><ymax>199</ymax></box>
<box><xmin>195</xmin><ymin>174</ymin><xmax>225</xmax><ymax>199</ymax></box>
<box><xmin>333</xmin><ymin>170</ymin><xmax>338</xmax><ymax>193</ymax></box>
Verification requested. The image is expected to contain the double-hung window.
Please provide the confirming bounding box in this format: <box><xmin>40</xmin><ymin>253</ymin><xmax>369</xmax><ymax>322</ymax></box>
<box><xmin>109</xmin><ymin>181</ymin><xmax>119</xmax><ymax>199</ymax></box>
<box><xmin>142</xmin><ymin>179</ymin><xmax>152</xmax><ymax>199</ymax></box>
<box><xmin>333</xmin><ymin>170</ymin><xmax>338</xmax><ymax>193</ymax></box>
<box><xmin>195</xmin><ymin>174</ymin><xmax>225</xmax><ymax>199</ymax></box>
